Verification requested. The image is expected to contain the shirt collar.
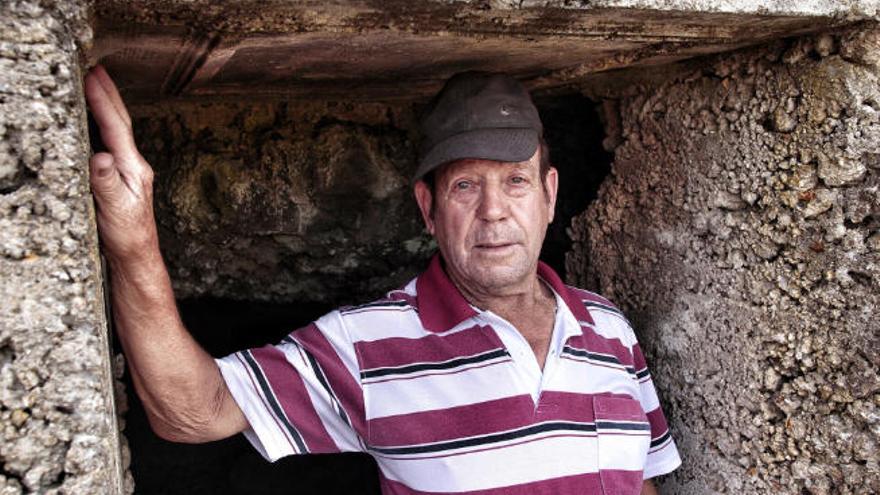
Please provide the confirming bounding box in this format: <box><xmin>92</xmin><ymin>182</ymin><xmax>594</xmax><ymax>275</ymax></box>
<box><xmin>416</xmin><ymin>253</ymin><xmax>596</xmax><ymax>333</ymax></box>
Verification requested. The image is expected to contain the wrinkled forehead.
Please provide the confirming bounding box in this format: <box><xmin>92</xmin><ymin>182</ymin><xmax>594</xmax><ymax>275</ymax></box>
<box><xmin>434</xmin><ymin>148</ymin><xmax>541</xmax><ymax>183</ymax></box>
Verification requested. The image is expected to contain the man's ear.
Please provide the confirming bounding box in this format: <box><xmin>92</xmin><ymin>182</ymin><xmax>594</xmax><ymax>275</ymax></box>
<box><xmin>413</xmin><ymin>180</ymin><xmax>436</xmax><ymax>235</ymax></box>
<box><xmin>545</xmin><ymin>166</ymin><xmax>559</xmax><ymax>224</ymax></box>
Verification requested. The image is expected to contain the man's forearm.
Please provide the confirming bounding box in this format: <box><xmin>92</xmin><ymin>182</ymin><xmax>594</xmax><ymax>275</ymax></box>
<box><xmin>108</xmin><ymin>249</ymin><xmax>238</xmax><ymax>442</ymax></box>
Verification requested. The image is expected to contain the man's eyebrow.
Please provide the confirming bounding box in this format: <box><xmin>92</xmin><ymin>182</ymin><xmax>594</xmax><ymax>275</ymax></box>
<box><xmin>509</xmin><ymin>162</ymin><xmax>535</xmax><ymax>172</ymax></box>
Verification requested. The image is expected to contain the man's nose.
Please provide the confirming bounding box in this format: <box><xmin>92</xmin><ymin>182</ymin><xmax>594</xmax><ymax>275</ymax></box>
<box><xmin>476</xmin><ymin>182</ymin><xmax>508</xmax><ymax>221</ymax></box>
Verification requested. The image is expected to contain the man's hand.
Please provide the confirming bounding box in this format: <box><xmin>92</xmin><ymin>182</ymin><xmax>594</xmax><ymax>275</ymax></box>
<box><xmin>84</xmin><ymin>65</ymin><xmax>159</xmax><ymax>264</ymax></box>
<box><xmin>84</xmin><ymin>65</ymin><xmax>247</xmax><ymax>442</ymax></box>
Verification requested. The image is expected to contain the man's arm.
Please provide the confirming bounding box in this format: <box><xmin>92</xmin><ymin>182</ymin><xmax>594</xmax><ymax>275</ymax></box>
<box><xmin>642</xmin><ymin>479</ymin><xmax>659</xmax><ymax>495</ymax></box>
<box><xmin>85</xmin><ymin>65</ymin><xmax>247</xmax><ymax>442</ymax></box>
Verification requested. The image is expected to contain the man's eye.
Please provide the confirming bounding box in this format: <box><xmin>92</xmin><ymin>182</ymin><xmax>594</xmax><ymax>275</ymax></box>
<box><xmin>510</xmin><ymin>176</ymin><xmax>526</xmax><ymax>185</ymax></box>
<box><xmin>454</xmin><ymin>180</ymin><xmax>471</xmax><ymax>190</ymax></box>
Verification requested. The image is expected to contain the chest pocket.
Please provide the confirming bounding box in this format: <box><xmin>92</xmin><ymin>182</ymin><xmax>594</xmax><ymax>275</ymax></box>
<box><xmin>593</xmin><ymin>395</ymin><xmax>651</xmax><ymax>495</ymax></box>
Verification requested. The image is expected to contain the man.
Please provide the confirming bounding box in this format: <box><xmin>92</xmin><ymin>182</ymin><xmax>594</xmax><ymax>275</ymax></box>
<box><xmin>85</xmin><ymin>66</ymin><xmax>680</xmax><ymax>494</ymax></box>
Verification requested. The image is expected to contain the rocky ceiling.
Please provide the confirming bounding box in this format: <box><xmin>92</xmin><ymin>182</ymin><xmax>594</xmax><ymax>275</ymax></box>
<box><xmin>90</xmin><ymin>1</ymin><xmax>857</xmax><ymax>101</ymax></box>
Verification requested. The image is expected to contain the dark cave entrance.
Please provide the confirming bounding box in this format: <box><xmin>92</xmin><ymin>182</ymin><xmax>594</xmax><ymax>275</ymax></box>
<box><xmin>100</xmin><ymin>91</ymin><xmax>612</xmax><ymax>495</ymax></box>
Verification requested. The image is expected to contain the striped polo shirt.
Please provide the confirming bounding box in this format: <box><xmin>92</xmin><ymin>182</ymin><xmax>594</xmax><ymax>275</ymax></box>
<box><xmin>216</xmin><ymin>255</ymin><xmax>681</xmax><ymax>494</ymax></box>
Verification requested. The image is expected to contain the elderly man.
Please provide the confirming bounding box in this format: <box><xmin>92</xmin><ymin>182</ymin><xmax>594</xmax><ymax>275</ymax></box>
<box><xmin>85</xmin><ymin>66</ymin><xmax>680</xmax><ymax>494</ymax></box>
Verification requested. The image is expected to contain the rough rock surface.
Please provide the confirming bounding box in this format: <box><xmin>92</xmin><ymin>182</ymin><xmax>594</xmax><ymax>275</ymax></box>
<box><xmin>569</xmin><ymin>24</ymin><xmax>880</xmax><ymax>494</ymax></box>
<box><xmin>129</xmin><ymin>100</ymin><xmax>435</xmax><ymax>305</ymax></box>
<box><xmin>0</xmin><ymin>1</ymin><xmax>128</xmax><ymax>493</ymax></box>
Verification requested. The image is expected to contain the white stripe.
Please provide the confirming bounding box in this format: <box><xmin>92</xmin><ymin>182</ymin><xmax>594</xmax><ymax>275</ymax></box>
<box><xmin>597</xmin><ymin>430</ymin><xmax>651</xmax><ymax>471</ymax></box>
<box><xmin>638</xmin><ymin>378</ymin><xmax>661</xmax><ymax>411</ymax></box>
<box><xmin>343</xmin><ymin>309</ymin><xmax>432</xmax><ymax>342</ymax></box>
<box><xmin>377</xmin><ymin>435</ymin><xmax>600</xmax><ymax>492</ymax></box>
<box><xmin>215</xmin><ymin>355</ymin><xmax>294</xmax><ymax>462</ymax></box>
<box><xmin>546</xmin><ymin>358</ymin><xmax>641</xmax><ymax>398</ymax></box>
<box><xmin>365</xmin><ymin>359</ymin><xmax>523</xmax><ymax>419</ymax></box>
<box><xmin>313</xmin><ymin>311</ymin><xmax>363</xmax><ymax>385</ymax></box>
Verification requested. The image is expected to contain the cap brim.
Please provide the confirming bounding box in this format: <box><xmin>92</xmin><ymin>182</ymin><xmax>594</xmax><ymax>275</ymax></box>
<box><xmin>413</xmin><ymin>128</ymin><xmax>539</xmax><ymax>182</ymax></box>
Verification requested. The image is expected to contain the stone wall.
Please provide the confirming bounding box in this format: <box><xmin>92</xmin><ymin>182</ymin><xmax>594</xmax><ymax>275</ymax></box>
<box><xmin>128</xmin><ymin>100</ymin><xmax>434</xmax><ymax>306</ymax></box>
<box><xmin>0</xmin><ymin>1</ymin><xmax>128</xmax><ymax>493</ymax></box>
<box><xmin>569</xmin><ymin>23</ymin><xmax>880</xmax><ymax>494</ymax></box>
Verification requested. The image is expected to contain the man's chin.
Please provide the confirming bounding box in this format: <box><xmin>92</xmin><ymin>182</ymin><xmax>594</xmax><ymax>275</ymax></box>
<box><xmin>468</xmin><ymin>264</ymin><xmax>532</xmax><ymax>291</ymax></box>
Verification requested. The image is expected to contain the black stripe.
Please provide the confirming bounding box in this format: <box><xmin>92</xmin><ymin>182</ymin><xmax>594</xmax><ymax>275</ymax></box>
<box><xmin>361</xmin><ymin>348</ymin><xmax>509</xmax><ymax>379</ymax></box>
<box><xmin>650</xmin><ymin>430</ymin><xmax>671</xmax><ymax>448</ymax></box>
<box><xmin>342</xmin><ymin>300</ymin><xmax>411</xmax><ymax>313</ymax></box>
<box><xmin>284</xmin><ymin>336</ymin><xmax>367</xmax><ymax>450</ymax></box>
<box><xmin>583</xmin><ymin>301</ymin><xmax>633</xmax><ymax>326</ymax></box>
<box><xmin>636</xmin><ymin>368</ymin><xmax>650</xmax><ymax>379</ymax></box>
<box><xmin>596</xmin><ymin>421</ymin><xmax>651</xmax><ymax>431</ymax></box>
<box><xmin>370</xmin><ymin>421</ymin><xmax>597</xmax><ymax>456</ymax></box>
<box><xmin>562</xmin><ymin>346</ymin><xmax>637</xmax><ymax>375</ymax></box>
<box><xmin>241</xmin><ymin>350</ymin><xmax>309</xmax><ymax>454</ymax></box>
<box><xmin>562</xmin><ymin>346</ymin><xmax>619</xmax><ymax>364</ymax></box>
<box><xmin>302</xmin><ymin>344</ymin><xmax>352</xmax><ymax>428</ymax></box>
<box><xmin>583</xmin><ymin>301</ymin><xmax>623</xmax><ymax>316</ymax></box>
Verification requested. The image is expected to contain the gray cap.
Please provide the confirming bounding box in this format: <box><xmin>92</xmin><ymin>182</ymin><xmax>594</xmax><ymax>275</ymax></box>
<box><xmin>414</xmin><ymin>71</ymin><xmax>543</xmax><ymax>181</ymax></box>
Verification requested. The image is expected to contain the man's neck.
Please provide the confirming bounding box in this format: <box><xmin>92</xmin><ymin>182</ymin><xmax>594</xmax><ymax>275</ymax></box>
<box><xmin>460</xmin><ymin>277</ymin><xmax>553</xmax><ymax>319</ymax></box>
<box><xmin>447</xmin><ymin>267</ymin><xmax>556</xmax><ymax>332</ymax></box>
<box><xmin>449</xmin><ymin>269</ymin><xmax>558</xmax><ymax>370</ymax></box>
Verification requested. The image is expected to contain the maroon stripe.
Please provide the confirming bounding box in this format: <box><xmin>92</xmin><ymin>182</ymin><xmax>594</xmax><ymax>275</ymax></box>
<box><xmin>568</xmin><ymin>329</ymin><xmax>635</xmax><ymax>368</ymax></box>
<box><xmin>379</xmin><ymin>472</ymin><xmax>604</xmax><ymax>494</ymax></box>
<box><xmin>355</xmin><ymin>325</ymin><xmax>500</xmax><ymax>371</ymax></box>
<box><xmin>368</xmin><ymin>395</ymin><xmax>536</xmax><ymax>447</ymax></box>
<box><xmin>416</xmin><ymin>255</ymin><xmax>479</xmax><ymax>333</ymax></box>
<box><xmin>646</xmin><ymin>407</ymin><xmax>670</xmax><ymax>440</ymax></box>
<box><xmin>249</xmin><ymin>346</ymin><xmax>339</xmax><ymax>453</ymax></box>
<box><xmin>536</xmin><ymin>262</ymin><xmax>595</xmax><ymax>326</ymax></box>
<box><xmin>290</xmin><ymin>324</ymin><xmax>367</xmax><ymax>438</ymax></box>
<box><xmin>234</xmin><ymin>353</ymin><xmax>298</xmax><ymax>453</ymax></box>
<box><xmin>533</xmin><ymin>391</ymin><xmax>598</xmax><ymax>422</ymax></box>
<box><xmin>597</xmin><ymin>469</ymin><xmax>643</xmax><ymax>495</ymax></box>
<box><xmin>632</xmin><ymin>343</ymin><xmax>648</xmax><ymax>371</ymax></box>
<box><xmin>593</xmin><ymin>394</ymin><xmax>647</xmax><ymax>421</ymax></box>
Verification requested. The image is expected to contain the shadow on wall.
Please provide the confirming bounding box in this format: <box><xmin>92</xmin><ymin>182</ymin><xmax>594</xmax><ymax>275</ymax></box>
<box><xmin>96</xmin><ymin>92</ymin><xmax>612</xmax><ymax>494</ymax></box>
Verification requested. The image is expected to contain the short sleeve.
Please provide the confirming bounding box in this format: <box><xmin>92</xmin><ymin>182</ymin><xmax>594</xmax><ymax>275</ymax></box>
<box><xmin>629</xmin><ymin>336</ymin><xmax>682</xmax><ymax>479</ymax></box>
<box><xmin>215</xmin><ymin>311</ymin><xmax>367</xmax><ymax>462</ymax></box>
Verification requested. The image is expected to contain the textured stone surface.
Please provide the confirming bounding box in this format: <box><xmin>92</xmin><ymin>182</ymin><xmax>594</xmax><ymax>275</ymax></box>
<box><xmin>0</xmin><ymin>1</ymin><xmax>128</xmax><ymax>493</ymax></box>
<box><xmin>89</xmin><ymin>0</ymin><xmax>860</xmax><ymax>101</ymax></box>
<box><xmin>569</xmin><ymin>23</ymin><xmax>880</xmax><ymax>495</ymax></box>
<box><xmin>128</xmin><ymin>100</ymin><xmax>434</xmax><ymax>305</ymax></box>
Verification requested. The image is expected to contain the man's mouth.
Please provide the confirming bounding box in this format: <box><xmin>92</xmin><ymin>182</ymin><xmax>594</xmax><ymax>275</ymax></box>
<box><xmin>474</xmin><ymin>242</ymin><xmax>515</xmax><ymax>250</ymax></box>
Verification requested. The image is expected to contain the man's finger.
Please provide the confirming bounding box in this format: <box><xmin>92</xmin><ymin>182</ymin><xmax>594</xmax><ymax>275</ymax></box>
<box><xmin>85</xmin><ymin>69</ymin><xmax>137</xmax><ymax>159</ymax></box>
<box><xmin>92</xmin><ymin>65</ymin><xmax>132</xmax><ymax>127</ymax></box>
<box><xmin>89</xmin><ymin>152</ymin><xmax>126</xmax><ymax>205</ymax></box>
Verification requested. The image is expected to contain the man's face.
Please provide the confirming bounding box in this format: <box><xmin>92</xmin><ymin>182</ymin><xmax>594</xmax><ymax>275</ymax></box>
<box><xmin>414</xmin><ymin>148</ymin><xmax>558</xmax><ymax>295</ymax></box>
